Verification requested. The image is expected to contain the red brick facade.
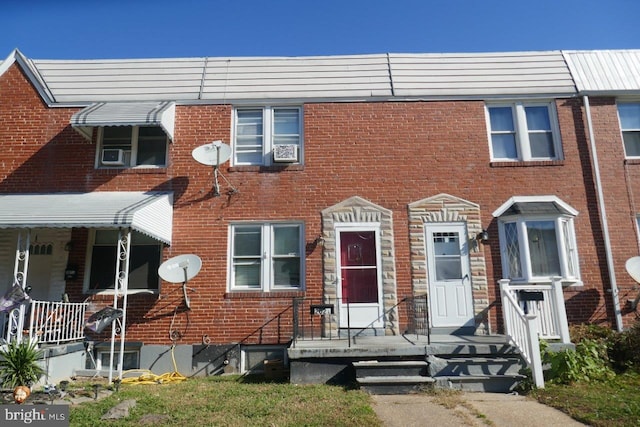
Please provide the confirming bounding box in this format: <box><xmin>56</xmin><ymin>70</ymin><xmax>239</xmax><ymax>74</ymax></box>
<box><xmin>1</xmin><ymin>59</ymin><xmax>637</xmax><ymax>349</ymax></box>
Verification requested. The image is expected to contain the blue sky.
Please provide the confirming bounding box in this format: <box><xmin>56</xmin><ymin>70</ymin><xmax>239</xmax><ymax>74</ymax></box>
<box><xmin>2</xmin><ymin>0</ymin><xmax>639</xmax><ymax>60</ymax></box>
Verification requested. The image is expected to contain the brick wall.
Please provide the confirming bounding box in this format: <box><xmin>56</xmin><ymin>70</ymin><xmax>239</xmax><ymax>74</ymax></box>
<box><xmin>1</xmin><ymin>62</ymin><xmax>627</xmax><ymax>347</ymax></box>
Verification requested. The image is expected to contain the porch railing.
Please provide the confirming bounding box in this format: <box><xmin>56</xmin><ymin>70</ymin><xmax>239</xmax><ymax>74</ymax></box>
<box><xmin>1</xmin><ymin>300</ymin><xmax>88</xmax><ymax>345</ymax></box>
<box><xmin>500</xmin><ymin>279</ymin><xmax>545</xmax><ymax>388</ymax></box>
<box><xmin>291</xmin><ymin>295</ymin><xmax>429</xmax><ymax>347</ymax></box>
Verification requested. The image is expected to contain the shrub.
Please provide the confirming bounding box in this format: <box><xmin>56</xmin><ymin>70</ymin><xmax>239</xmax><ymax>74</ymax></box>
<box><xmin>609</xmin><ymin>320</ymin><xmax>640</xmax><ymax>371</ymax></box>
<box><xmin>0</xmin><ymin>340</ymin><xmax>46</xmax><ymax>388</ymax></box>
<box><xmin>541</xmin><ymin>339</ymin><xmax>615</xmax><ymax>384</ymax></box>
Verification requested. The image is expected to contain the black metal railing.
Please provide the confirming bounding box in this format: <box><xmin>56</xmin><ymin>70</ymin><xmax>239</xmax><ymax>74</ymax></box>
<box><xmin>291</xmin><ymin>294</ymin><xmax>430</xmax><ymax>347</ymax></box>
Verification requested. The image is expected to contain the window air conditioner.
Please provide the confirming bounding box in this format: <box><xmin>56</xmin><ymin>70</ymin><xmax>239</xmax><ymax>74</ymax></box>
<box><xmin>273</xmin><ymin>144</ymin><xmax>298</xmax><ymax>162</ymax></box>
<box><xmin>101</xmin><ymin>149</ymin><xmax>125</xmax><ymax>165</ymax></box>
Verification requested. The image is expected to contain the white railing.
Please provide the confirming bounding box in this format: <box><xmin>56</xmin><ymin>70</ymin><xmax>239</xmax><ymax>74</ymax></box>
<box><xmin>505</xmin><ymin>278</ymin><xmax>571</xmax><ymax>344</ymax></box>
<box><xmin>27</xmin><ymin>300</ymin><xmax>89</xmax><ymax>345</ymax></box>
<box><xmin>499</xmin><ymin>279</ymin><xmax>545</xmax><ymax>389</ymax></box>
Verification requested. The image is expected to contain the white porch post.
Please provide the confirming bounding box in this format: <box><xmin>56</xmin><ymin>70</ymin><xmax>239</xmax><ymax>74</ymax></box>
<box><xmin>108</xmin><ymin>228</ymin><xmax>131</xmax><ymax>384</ymax></box>
<box><xmin>552</xmin><ymin>277</ymin><xmax>571</xmax><ymax>344</ymax></box>
<box><xmin>524</xmin><ymin>313</ymin><xmax>545</xmax><ymax>389</ymax></box>
<box><xmin>8</xmin><ymin>230</ymin><xmax>31</xmax><ymax>344</ymax></box>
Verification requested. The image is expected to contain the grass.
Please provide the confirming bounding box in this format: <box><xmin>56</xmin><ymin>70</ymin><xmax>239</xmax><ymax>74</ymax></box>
<box><xmin>531</xmin><ymin>371</ymin><xmax>640</xmax><ymax>427</ymax></box>
<box><xmin>69</xmin><ymin>375</ymin><xmax>381</xmax><ymax>427</ymax></box>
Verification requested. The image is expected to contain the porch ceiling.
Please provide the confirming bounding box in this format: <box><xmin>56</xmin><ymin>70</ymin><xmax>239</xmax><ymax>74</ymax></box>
<box><xmin>0</xmin><ymin>192</ymin><xmax>173</xmax><ymax>244</ymax></box>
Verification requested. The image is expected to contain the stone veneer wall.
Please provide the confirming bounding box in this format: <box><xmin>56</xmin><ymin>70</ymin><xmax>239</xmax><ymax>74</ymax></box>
<box><xmin>407</xmin><ymin>193</ymin><xmax>491</xmax><ymax>334</ymax></box>
<box><xmin>321</xmin><ymin>196</ymin><xmax>398</xmax><ymax>335</ymax></box>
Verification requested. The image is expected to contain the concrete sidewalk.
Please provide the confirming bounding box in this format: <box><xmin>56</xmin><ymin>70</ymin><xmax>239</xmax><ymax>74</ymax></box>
<box><xmin>371</xmin><ymin>392</ymin><xmax>586</xmax><ymax>427</ymax></box>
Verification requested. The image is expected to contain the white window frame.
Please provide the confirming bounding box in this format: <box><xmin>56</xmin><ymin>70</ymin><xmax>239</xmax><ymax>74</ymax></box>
<box><xmin>497</xmin><ymin>215</ymin><xmax>580</xmax><ymax>285</ymax></box>
<box><xmin>228</xmin><ymin>222</ymin><xmax>304</xmax><ymax>292</ymax></box>
<box><xmin>96</xmin><ymin>125</ymin><xmax>169</xmax><ymax>168</ymax></box>
<box><xmin>232</xmin><ymin>106</ymin><xmax>303</xmax><ymax>166</ymax></box>
<box><xmin>617</xmin><ymin>101</ymin><xmax>640</xmax><ymax>159</ymax></box>
<box><xmin>486</xmin><ymin>101</ymin><xmax>563</xmax><ymax>162</ymax></box>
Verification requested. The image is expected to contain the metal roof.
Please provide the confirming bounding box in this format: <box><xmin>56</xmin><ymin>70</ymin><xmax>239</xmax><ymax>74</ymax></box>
<box><xmin>70</xmin><ymin>101</ymin><xmax>176</xmax><ymax>140</ymax></box>
<box><xmin>5</xmin><ymin>49</ymin><xmax>640</xmax><ymax>104</ymax></box>
<box><xmin>2</xmin><ymin>50</ymin><xmax>581</xmax><ymax>105</ymax></box>
<box><xmin>0</xmin><ymin>192</ymin><xmax>173</xmax><ymax>244</ymax></box>
<box><xmin>492</xmin><ymin>195</ymin><xmax>579</xmax><ymax>218</ymax></box>
<box><xmin>563</xmin><ymin>50</ymin><xmax>640</xmax><ymax>94</ymax></box>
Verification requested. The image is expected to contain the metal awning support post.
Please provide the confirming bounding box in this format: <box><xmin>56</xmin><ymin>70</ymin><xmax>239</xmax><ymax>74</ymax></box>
<box><xmin>108</xmin><ymin>228</ymin><xmax>131</xmax><ymax>384</ymax></box>
<box><xmin>8</xmin><ymin>230</ymin><xmax>31</xmax><ymax>344</ymax></box>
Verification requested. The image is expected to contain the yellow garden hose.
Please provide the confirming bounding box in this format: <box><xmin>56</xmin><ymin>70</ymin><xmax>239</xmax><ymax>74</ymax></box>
<box><xmin>120</xmin><ymin>345</ymin><xmax>187</xmax><ymax>385</ymax></box>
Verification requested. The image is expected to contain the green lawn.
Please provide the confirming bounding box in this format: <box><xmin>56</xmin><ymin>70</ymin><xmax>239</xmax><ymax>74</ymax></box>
<box><xmin>69</xmin><ymin>376</ymin><xmax>381</xmax><ymax>427</ymax></box>
<box><xmin>531</xmin><ymin>371</ymin><xmax>640</xmax><ymax>427</ymax></box>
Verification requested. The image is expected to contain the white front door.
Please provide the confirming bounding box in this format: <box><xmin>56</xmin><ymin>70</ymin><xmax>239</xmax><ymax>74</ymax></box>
<box><xmin>336</xmin><ymin>228</ymin><xmax>383</xmax><ymax>328</ymax></box>
<box><xmin>425</xmin><ymin>223</ymin><xmax>474</xmax><ymax>329</ymax></box>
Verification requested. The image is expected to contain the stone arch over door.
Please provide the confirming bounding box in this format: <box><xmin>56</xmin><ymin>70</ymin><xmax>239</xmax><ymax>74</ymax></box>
<box><xmin>408</xmin><ymin>193</ymin><xmax>490</xmax><ymax>334</ymax></box>
<box><xmin>321</xmin><ymin>196</ymin><xmax>398</xmax><ymax>335</ymax></box>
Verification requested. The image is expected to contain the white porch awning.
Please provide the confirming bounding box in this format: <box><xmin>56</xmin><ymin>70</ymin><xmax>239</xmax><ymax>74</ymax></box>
<box><xmin>70</xmin><ymin>101</ymin><xmax>176</xmax><ymax>141</ymax></box>
<box><xmin>0</xmin><ymin>192</ymin><xmax>173</xmax><ymax>244</ymax></box>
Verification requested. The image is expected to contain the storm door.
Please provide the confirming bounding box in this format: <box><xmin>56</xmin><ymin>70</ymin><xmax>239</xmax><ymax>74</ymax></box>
<box><xmin>336</xmin><ymin>228</ymin><xmax>383</xmax><ymax>328</ymax></box>
<box><xmin>425</xmin><ymin>223</ymin><xmax>474</xmax><ymax>330</ymax></box>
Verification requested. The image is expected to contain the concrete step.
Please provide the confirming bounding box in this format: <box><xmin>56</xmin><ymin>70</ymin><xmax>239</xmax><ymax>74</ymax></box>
<box><xmin>353</xmin><ymin>360</ymin><xmax>429</xmax><ymax>378</ymax></box>
<box><xmin>428</xmin><ymin>355</ymin><xmax>525</xmax><ymax>377</ymax></box>
<box><xmin>357</xmin><ymin>375</ymin><xmax>436</xmax><ymax>395</ymax></box>
<box><xmin>434</xmin><ymin>374</ymin><xmax>526</xmax><ymax>393</ymax></box>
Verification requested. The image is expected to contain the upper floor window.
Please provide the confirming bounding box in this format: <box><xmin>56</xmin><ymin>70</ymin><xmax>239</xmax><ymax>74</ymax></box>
<box><xmin>86</xmin><ymin>230</ymin><xmax>162</xmax><ymax>293</ymax></box>
<box><xmin>97</xmin><ymin>126</ymin><xmax>168</xmax><ymax>168</ymax></box>
<box><xmin>233</xmin><ymin>106</ymin><xmax>302</xmax><ymax>165</ymax></box>
<box><xmin>487</xmin><ymin>102</ymin><xmax>562</xmax><ymax>161</ymax></box>
<box><xmin>229</xmin><ymin>223</ymin><xmax>303</xmax><ymax>291</ymax></box>
<box><xmin>618</xmin><ymin>103</ymin><xmax>640</xmax><ymax>158</ymax></box>
<box><xmin>494</xmin><ymin>196</ymin><xmax>580</xmax><ymax>285</ymax></box>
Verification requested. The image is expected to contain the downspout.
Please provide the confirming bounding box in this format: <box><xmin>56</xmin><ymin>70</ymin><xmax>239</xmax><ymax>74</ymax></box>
<box><xmin>583</xmin><ymin>95</ymin><xmax>624</xmax><ymax>332</ymax></box>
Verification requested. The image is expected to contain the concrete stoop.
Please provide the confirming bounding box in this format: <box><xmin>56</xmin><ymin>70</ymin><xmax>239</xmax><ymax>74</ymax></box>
<box><xmin>354</xmin><ymin>350</ymin><xmax>526</xmax><ymax>394</ymax></box>
<box><xmin>354</xmin><ymin>360</ymin><xmax>435</xmax><ymax>395</ymax></box>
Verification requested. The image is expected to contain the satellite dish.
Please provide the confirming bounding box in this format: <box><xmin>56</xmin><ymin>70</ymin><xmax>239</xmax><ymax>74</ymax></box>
<box><xmin>192</xmin><ymin>141</ymin><xmax>232</xmax><ymax>167</ymax></box>
<box><xmin>626</xmin><ymin>256</ymin><xmax>640</xmax><ymax>283</ymax></box>
<box><xmin>158</xmin><ymin>254</ymin><xmax>202</xmax><ymax>309</ymax></box>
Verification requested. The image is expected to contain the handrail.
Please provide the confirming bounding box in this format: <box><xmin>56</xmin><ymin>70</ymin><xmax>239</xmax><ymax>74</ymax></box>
<box><xmin>499</xmin><ymin>279</ymin><xmax>544</xmax><ymax>388</ymax></box>
<box><xmin>291</xmin><ymin>295</ymin><xmax>430</xmax><ymax>347</ymax></box>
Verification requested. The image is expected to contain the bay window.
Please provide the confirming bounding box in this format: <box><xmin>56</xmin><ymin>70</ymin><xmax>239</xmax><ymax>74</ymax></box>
<box><xmin>494</xmin><ymin>196</ymin><xmax>580</xmax><ymax>284</ymax></box>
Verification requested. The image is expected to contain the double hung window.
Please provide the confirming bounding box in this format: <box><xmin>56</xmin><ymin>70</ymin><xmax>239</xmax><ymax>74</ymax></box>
<box><xmin>495</xmin><ymin>197</ymin><xmax>580</xmax><ymax>284</ymax></box>
<box><xmin>233</xmin><ymin>107</ymin><xmax>302</xmax><ymax>165</ymax></box>
<box><xmin>230</xmin><ymin>223</ymin><xmax>303</xmax><ymax>291</ymax></box>
<box><xmin>86</xmin><ymin>230</ymin><xmax>162</xmax><ymax>292</ymax></box>
<box><xmin>98</xmin><ymin>126</ymin><xmax>168</xmax><ymax>168</ymax></box>
<box><xmin>618</xmin><ymin>103</ymin><xmax>640</xmax><ymax>158</ymax></box>
<box><xmin>487</xmin><ymin>102</ymin><xmax>561</xmax><ymax>161</ymax></box>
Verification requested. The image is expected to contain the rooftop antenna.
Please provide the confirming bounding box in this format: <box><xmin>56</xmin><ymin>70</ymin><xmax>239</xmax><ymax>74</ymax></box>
<box><xmin>158</xmin><ymin>254</ymin><xmax>202</xmax><ymax>310</ymax></box>
<box><xmin>192</xmin><ymin>140</ymin><xmax>236</xmax><ymax>196</ymax></box>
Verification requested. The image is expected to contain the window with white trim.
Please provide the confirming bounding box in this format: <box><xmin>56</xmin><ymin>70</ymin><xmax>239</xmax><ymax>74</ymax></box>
<box><xmin>85</xmin><ymin>230</ymin><xmax>162</xmax><ymax>292</ymax></box>
<box><xmin>229</xmin><ymin>223</ymin><xmax>304</xmax><ymax>292</ymax></box>
<box><xmin>229</xmin><ymin>223</ymin><xmax>303</xmax><ymax>291</ymax></box>
<box><xmin>498</xmin><ymin>216</ymin><xmax>579</xmax><ymax>284</ymax></box>
<box><xmin>97</xmin><ymin>126</ymin><xmax>168</xmax><ymax>168</ymax></box>
<box><xmin>487</xmin><ymin>102</ymin><xmax>562</xmax><ymax>161</ymax></box>
<box><xmin>618</xmin><ymin>102</ymin><xmax>640</xmax><ymax>158</ymax></box>
<box><xmin>233</xmin><ymin>106</ymin><xmax>302</xmax><ymax>165</ymax></box>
